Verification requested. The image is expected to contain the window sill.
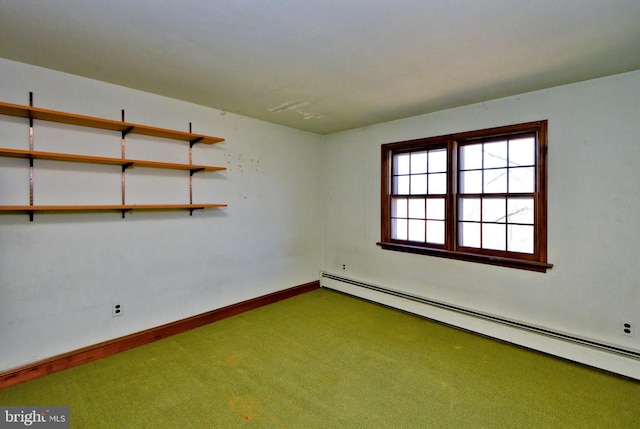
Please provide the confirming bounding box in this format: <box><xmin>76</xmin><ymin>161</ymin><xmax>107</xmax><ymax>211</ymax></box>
<box><xmin>377</xmin><ymin>241</ymin><xmax>553</xmax><ymax>273</ymax></box>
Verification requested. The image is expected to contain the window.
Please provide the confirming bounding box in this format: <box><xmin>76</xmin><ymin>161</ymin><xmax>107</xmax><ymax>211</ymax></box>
<box><xmin>379</xmin><ymin>121</ymin><xmax>552</xmax><ymax>272</ymax></box>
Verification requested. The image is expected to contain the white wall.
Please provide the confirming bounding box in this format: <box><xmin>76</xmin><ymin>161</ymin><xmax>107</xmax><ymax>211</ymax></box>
<box><xmin>321</xmin><ymin>70</ymin><xmax>640</xmax><ymax>377</ymax></box>
<box><xmin>0</xmin><ymin>59</ymin><xmax>323</xmax><ymax>371</ymax></box>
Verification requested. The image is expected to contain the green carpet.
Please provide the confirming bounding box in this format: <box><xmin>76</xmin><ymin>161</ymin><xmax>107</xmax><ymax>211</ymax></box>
<box><xmin>1</xmin><ymin>288</ymin><xmax>639</xmax><ymax>428</ymax></box>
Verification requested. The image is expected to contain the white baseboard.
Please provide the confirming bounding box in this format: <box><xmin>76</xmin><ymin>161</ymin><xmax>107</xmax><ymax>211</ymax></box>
<box><xmin>321</xmin><ymin>272</ymin><xmax>640</xmax><ymax>380</ymax></box>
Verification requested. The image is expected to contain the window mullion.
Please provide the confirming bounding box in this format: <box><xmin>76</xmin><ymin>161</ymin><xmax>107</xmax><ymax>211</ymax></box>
<box><xmin>447</xmin><ymin>137</ymin><xmax>456</xmax><ymax>251</ymax></box>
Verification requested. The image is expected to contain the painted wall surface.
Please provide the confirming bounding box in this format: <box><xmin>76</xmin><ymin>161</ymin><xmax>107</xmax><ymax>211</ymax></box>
<box><xmin>0</xmin><ymin>59</ymin><xmax>323</xmax><ymax>371</ymax></box>
<box><xmin>322</xmin><ymin>71</ymin><xmax>640</xmax><ymax>367</ymax></box>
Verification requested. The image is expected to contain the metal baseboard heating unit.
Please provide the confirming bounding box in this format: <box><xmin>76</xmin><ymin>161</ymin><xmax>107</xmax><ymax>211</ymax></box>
<box><xmin>321</xmin><ymin>272</ymin><xmax>640</xmax><ymax>361</ymax></box>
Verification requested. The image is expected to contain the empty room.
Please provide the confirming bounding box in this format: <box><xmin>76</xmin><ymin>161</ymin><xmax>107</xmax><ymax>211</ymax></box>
<box><xmin>1</xmin><ymin>1</ymin><xmax>640</xmax><ymax>428</ymax></box>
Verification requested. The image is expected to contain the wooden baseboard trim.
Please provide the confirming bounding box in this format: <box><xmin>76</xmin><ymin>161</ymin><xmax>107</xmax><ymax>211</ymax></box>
<box><xmin>0</xmin><ymin>280</ymin><xmax>320</xmax><ymax>389</ymax></box>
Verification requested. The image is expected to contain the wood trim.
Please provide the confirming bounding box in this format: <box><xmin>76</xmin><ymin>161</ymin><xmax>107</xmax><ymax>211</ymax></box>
<box><xmin>0</xmin><ymin>281</ymin><xmax>320</xmax><ymax>389</ymax></box>
<box><xmin>377</xmin><ymin>241</ymin><xmax>552</xmax><ymax>272</ymax></box>
<box><xmin>380</xmin><ymin>144</ymin><xmax>391</xmax><ymax>243</ymax></box>
<box><xmin>536</xmin><ymin>121</ymin><xmax>549</xmax><ymax>263</ymax></box>
<box><xmin>379</xmin><ymin>121</ymin><xmax>551</xmax><ymax>271</ymax></box>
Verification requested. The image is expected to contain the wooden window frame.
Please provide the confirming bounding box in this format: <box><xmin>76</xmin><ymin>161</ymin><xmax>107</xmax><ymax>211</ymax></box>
<box><xmin>378</xmin><ymin>121</ymin><xmax>552</xmax><ymax>272</ymax></box>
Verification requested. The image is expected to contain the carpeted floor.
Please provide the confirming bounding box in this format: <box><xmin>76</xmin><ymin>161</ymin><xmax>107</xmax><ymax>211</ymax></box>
<box><xmin>1</xmin><ymin>288</ymin><xmax>639</xmax><ymax>428</ymax></box>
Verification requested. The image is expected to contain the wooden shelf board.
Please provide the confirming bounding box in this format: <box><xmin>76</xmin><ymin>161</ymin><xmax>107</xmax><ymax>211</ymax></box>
<box><xmin>129</xmin><ymin>124</ymin><xmax>224</xmax><ymax>145</ymax></box>
<box><xmin>0</xmin><ymin>103</ymin><xmax>32</xmax><ymax>119</ymax></box>
<box><xmin>0</xmin><ymin>148</ymin><xmax>226</xmax><ymax>172</ymax></box>
<box><xmin>0</xmin><ymin>101</ymin><xmax>225</xmax><ymax>145</ymax></box>
<box><xmin>123</xmin><ymin>204</ymin><xmax>228</xmax><ymax>210</ymax></box>
<box><xmin>0</xmin><ymin>204</ymin><xmax>227</xmax><ymax>212</ymax></box>
<box><xmin>131</xmin><ymin>160</ymin><xmax>226</xmax><ymax>172</ymax></box>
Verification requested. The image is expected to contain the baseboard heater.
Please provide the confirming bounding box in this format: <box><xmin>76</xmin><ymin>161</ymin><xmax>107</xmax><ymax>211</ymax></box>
<box><xmin>321</xmin><ymin>272</ymin><xmax>640</xmax><ymax>361</ymax></box>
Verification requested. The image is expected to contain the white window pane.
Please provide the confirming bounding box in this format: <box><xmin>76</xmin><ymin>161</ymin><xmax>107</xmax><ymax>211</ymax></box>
<box><xmin>408</xmin><ymin>219</ymin><xmax>425</xmax><ymax>242</ymax></box>
<box><xmin>393</xmin><ymin>219</ymin><xmax>407</xmax><ymax>240</ymax></box>
<box><xmin>426</xmin><ymin>220</ymin><xmax>445</xmax><ymax>244</ymax></box>
<box><xmin>411</xmin><ymin>174</ymin><xmax>427</xmax><ymax>194</ymax></box>
<box><xmin>483</xmin><ymin>223</ymin><xmax>506</xmax><ymax>251</ymax></box>
<box><xmin>429</xmin><ymin>149</ymin><xmax>447</xmax><ymax>173</ymax></box>
<box><xmin>508</xmin><ymin>167</ymin><xmax>534</xmax><ymax>193</ymax></box>
<box><xmin>392</xmin><ymin>198</ymin><xmax>408</xmax><ymax>218</ymax></box>
<box><xmin>460</xmin><ymin>198</ymin><xmax>481</xmax><ymax>221</ymax></box>
<box><xmin>507</xmin><ymin>198</ymin><xmax>534</xmax><ymax>224</ymax></box>
<box><xmin>484</xmin><ymin>168</ymin><xmax>507</xmax><ymax>193</ymax></box>
<box><xmin>482</xmin><ymin>198</ymin><xmax>506</xmax><ymax>223</ymax></box>
<box><xmin>408</xmin><ymin>198</ymin><xmax>425</xmax><ymax>219</ymax></box>
<box><xmin>427</xmin><ymin>198</ymin><xmax>445</xmax><ymax>220</ymax></box>
<box><xmin>460</xmin><ymin>144</ymin><xmax>482</xmax><ymax>170</ymax></box>
<box><xmin>460</xmin><ymin>170</ymin><xmax>482</xmax><ymax>193</ymax></box>
<box><xmin>484</xmin><ymin>141</ymin><xmax>508</xmax><ymax>168</ymax></box>
<box><xmin>509</xmin><ymin>137</ymin><xmax>535</xmax><ymax>167</ymax></box>
<box><xmin>395</xmin><ymin>176</ymin><xmax>409</xmax><ymax>194</ymax></box>
<box><xmin>395</xmin><ymin>153</ymin><xmax>410</xmax><ymax>175</ymax></box>
<box><xmin>508</xmin><ymin>224</ymin><xmax>534</xmax><ymax>253</ymax></box>
<box><xmin>459</xmin><ymin>222</ymin><xmax>480</xmax><ymax>248</ymax></box>
<box><xmin>411</xmin><ymin>151</ymin><xmax>428</xmax><ymax>174</ymax></box>
<box><xmin>428</xmin><ymin>173</ymin><xmax>447</xmax><ymax>194</ymax></box>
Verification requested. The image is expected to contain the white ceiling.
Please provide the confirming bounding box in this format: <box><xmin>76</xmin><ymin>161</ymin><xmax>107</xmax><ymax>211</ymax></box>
<box><xmin>1</xmin><ymin>1</ymin><xmax>639</xmax><ymax>135</ymax></box>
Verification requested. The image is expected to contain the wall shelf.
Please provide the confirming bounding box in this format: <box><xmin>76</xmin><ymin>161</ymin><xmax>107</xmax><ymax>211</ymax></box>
<box><xmin>0</xmin><ymin>204</ymin><xmax>227</xmax><ymax>212</ymax></box>
<box><xmin>0</xmin><ymin>96</ymin><xmax>227</xmax><ymax>220</ymax></box>
<box><xmin>0</xmin><ymin>101</ymin><xmax>225</xmax><ymax>145</ymax></box>
<box><xmin>0</xmin><ymin>148</ymin><xmax>226</xmax><ymax>173</ymax></box>
<box><xmin>0</xmin><ymin>204</ymin><xmax>227</xmax><ymax>222</ymax></box>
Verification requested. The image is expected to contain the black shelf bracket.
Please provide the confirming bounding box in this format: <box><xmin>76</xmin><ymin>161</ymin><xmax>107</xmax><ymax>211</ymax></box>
<box><xmin>189</xmin><ymin>137</ymin><xmax>204</xmax><ymax>147</ymax></box>
<box><xmin>121</xmin><ymin>208</ymin><xmax>133</xmax><ymax>219</ymax></box>
<box><xmin>189</xmin><ymin>207</ymin><xmax>205</xmax><ymax>216</ymax></box>
<box><xmin>121</xmin><ymin>126</ymin><xmax>134</xmax><ymax>138</ymax></box>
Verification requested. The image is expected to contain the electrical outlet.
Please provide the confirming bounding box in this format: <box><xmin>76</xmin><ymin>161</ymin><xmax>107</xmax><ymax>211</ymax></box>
<box><xmin>621</xmin><ymin>321</ymin><xmax>633</xmax><ymax>337</ymax></box>
<box><xmin>112</xmin><ymin>303</ymin><xmax>123</xmax><ymax>317</ymax></box>
<box><xmin>342</xmin><ymin>264</ymin><xmax>346</xmax><ymax>270</ymax></box>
